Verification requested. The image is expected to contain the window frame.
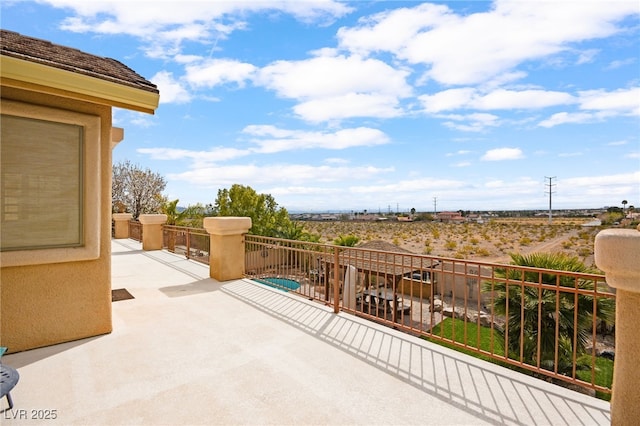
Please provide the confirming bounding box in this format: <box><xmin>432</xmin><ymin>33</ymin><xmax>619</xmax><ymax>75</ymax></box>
<box><xmin>0</xmin><ymin>99</ymin><xmax>101</xmax><ymax>267</ymax></box>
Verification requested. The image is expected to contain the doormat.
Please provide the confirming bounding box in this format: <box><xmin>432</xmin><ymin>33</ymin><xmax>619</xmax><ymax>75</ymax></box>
<box><xmin>112</xmin><ymin>288</ymin><xmax>134</xmax><ymax>302</ymax></box>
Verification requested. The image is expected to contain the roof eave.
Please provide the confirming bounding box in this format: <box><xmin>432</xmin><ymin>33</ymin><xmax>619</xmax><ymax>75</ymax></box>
<box><xmin>0</xmin><ymin>55</ymin><xmax>159</xmax><ymax>114</ymax></box>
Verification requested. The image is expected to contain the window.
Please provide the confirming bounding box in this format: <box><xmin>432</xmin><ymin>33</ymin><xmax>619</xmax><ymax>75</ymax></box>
<box><xmin>0</xmin><ymin>100</ymin><xmax>100</xmax><ymax>266</ymax></box>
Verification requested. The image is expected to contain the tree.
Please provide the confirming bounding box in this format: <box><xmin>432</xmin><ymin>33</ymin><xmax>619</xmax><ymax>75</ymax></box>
<box><xmin>112</xmin><ymin>160</ymin><xmax>166</xmax><ymax>219</ymax></box>
<box><xmin>410</xmin><ymin>207</ymin><xmax>416</xmax><ymax>216</ymax></box>
<box><xmin>213</xmin><ymin>184</ymin><xmax>292</xmax><ymax>237</ymax></box>
<box><xmin>482</xmin><ymin>252</ymin><xmax>614</xmax><ymax>374</ymax></box>
<box><xmin>333</xmin><ymin>234</ymin><xmax>360</xmax><ymax>247</ymax></box>
<box><xmin>622</xmin><ymin>199</ymin><xmax>628</xmax><ymax>215</ymax></box>
<box><xmin>274</xmin><ymin>221</ymin><xmax>320</xmax><ymax>242</ymax></box>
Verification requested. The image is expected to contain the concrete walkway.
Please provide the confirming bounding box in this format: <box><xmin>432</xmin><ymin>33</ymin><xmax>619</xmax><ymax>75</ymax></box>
<box><xmin>1</xmin><ymin>239</ymin><xmax>610</xmax><ymax>425</ymax></box>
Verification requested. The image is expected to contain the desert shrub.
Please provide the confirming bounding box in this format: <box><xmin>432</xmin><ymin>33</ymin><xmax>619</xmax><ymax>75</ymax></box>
<box><xmin>519</xmin><ymin>237</ymin><xmax>532</xmax><ymax>246</ymax></box>
<box><xmin>476</xmin><ymin>248</ymin><xmax>491</xmax><ymax>257</ymax></box>
<box><xmin>444</xmin><ymin>240</ymin><xmax>457</xmax><ymax>250</ymax></box>
<box><xmin>577</xmin><ymin>247</ymin><xmax>592</xmax><ymax>257</ymax></box>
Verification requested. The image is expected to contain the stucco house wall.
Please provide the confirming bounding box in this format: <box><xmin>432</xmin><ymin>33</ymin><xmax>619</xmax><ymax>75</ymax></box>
<box><xmin>0</xmin><ymin>30</ymin><xmax>159</xmax><ymax>352</ymax></box>
<box><xmin>1</xmin><ymin>87</ymin><xmax>113</xmax><ymax>352</ymax></box>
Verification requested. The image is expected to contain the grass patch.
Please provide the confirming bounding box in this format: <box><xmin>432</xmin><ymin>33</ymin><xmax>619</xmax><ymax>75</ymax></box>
<box><xmin>426</xmin><ymin>318</ymin><xmax>506</xmax><ymax>365</ymax></box>
<box><xmin>576</xmin><ymin>356</ymin><xmax>614</xmax><ymax>401</ymax></box>
<box><xmin>425</xmin><ymin>318</ymin><xmax>613</xmax><ymax>400</ymax></box>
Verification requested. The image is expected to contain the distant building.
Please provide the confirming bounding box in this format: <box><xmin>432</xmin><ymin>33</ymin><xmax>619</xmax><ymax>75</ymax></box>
<box><xmin>436</xmin><ymin>211</ymin><xmax>465</xmax><ymax>223</ymax></box>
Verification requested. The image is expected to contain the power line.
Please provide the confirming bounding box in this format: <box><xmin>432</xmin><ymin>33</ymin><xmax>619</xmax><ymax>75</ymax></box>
<box><xmin>545</xmin><ymin>176</ymin><xmax>556</xmax><ymax>224</ymax></box>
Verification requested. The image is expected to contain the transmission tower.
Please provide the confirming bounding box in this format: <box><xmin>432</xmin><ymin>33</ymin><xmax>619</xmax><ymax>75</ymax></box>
<box><xmin>433</xmin><ymin>197</ymin><xmax>437</xmax><ymax>215</ymax></box>
<box><xmin>545</xmin><ymin>176</ymin><xmax>556</xmax><ymax>224</ymax></box>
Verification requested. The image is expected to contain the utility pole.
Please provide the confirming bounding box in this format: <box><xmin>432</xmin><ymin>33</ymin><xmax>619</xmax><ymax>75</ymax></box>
<box><xmin>545</xmin><ymin>176</ymin><xmax>556</xmax><ymax>224</ymax></box>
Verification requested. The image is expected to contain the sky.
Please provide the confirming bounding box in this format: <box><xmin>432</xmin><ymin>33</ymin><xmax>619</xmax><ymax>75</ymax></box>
<box><xmin>2</xmin><ymin>0</ymin><xmax>639</xmax><ymax>213</ymax></box>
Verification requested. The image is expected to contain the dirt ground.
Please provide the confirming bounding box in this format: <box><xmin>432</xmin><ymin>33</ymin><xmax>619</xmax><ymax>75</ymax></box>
<box><xmin>303</xmin><ymin>217</ymin><xmax>600</xmax><ymax>267</ymax></box>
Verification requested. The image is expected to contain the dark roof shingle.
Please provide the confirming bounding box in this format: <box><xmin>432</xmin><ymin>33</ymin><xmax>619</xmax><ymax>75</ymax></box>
<box><xmin>0</xmin><ymin>29</ymin><xmax>158</xmax><ymax>94</ymax></box>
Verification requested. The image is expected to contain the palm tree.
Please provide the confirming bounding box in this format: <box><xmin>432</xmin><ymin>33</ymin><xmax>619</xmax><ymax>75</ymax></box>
<box><xmin>482</xmin><ymin>252</ymin><xmax>615</xmax><ymax>374</ymax></box>
<box><xmin>622</xmin><ymin>199</ymin><xmax>628</xmax><ymax>216</ymax></box>
<box><xmin>334</xmin><ymin>234</ymin><xmax>360</xmax><ymax>247</ymax></box>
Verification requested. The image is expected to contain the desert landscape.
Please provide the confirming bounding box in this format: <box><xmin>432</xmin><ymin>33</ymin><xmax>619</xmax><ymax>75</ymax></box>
<box><xmin>302</xmin><ymin>217</ymin><xmax>601</xmax><ymax>267</ymax></box>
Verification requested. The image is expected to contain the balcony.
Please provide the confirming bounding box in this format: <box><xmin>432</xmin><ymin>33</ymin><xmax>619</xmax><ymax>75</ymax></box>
<box><xmin>1</xmin><ymin>237</ymin><xmax>613</xmax><ymax>425</ymax></box>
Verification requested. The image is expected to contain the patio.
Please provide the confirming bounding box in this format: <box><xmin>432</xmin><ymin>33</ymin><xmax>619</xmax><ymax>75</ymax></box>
<box><xmin>1</xmin><ymin>239</ymin><xmax>611</xmax><ymax>425</ymax></box>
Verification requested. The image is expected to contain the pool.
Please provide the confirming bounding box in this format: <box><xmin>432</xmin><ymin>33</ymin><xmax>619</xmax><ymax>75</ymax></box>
<box><xmin>253</xmin><ymin>277</ymin><xmax>301</xmax><ymax>292</ymax></box>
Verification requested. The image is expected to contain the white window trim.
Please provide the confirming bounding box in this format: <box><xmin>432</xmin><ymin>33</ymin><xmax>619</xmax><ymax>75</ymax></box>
<box><xmin>0</xmin><ymin>99</ymin><xmax>101</xmax><ymax>267</ymax></box>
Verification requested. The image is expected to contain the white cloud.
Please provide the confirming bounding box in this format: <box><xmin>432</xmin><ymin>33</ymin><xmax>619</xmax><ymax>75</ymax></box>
<box><xmin>293</xmin><ymin>93</ymin><xmax>403</xmax><ymax>122</ymax></box>
<box><xmin>452</xmin><ymin>161</ymin><xmax>471</xmax><ymax>168</ymax></box>
<box><xmin>578</xmin><ymin>87</ymin><xmax>640</xmax><ymax>114</ymax></box>
<box><xmin>446</xmin><ymin>150</ymin><xmax>472</xmax><ymax>157</ymax></box>
<box><xmin>167</xmin><ymin>163</ymin><xmax>393</xmax><ymax>187</ymax></box>
<box><xmin>151</xmin><ymin>71</ymin><xmax>191</xmax><ymax>104</ymax></box>
<box><xmin>50</xmin><ymin>0</ymin><xmax>352</xmax><ymax>54</ymax></box>
<box><xmin>349</xmin><ymin>177</ymin><xmax>468</xmax><ymax>194</ymax></box>
<box><xmin>564</xmin><ymin>171</ymin><xmax>640</xmax><ymax>192</ymax></box>
<box><xmin>605</xmin><ymin>58</ymin><xmax>636</xmax><ymax>70</ymax></box>
<box><xmin>419</xmin><ymin>88</ymin><xmax>475</xmax><ymax>113</ymax></box>
<box><xmin>538</xmin><ymin>111</ymin><xmax>613</xmax><ymax>128</ymax></box>
<box><xmin>608</xmin><ymin>140</ymin><xmax>628</xmax><ymax>146</ymax></box>
<box><xmin>419</xmin><ymin>88</ymin><xmax>575</xmax><ymax>113</ymax></box>
<box><xmin>242</xmin><ymin>125</ymin><xmax>390</xmax><ymax>152</ymax></box>
<box><xmin>473</xmin><ymin>89</ymin><xmax>575</xmax><ymax>110</ymax></box>
<box><xmin>255</xmin><ymin>54</ymin><xmax>411</xmax><ymax>122</ymax></box>
<box><xmin>137</xmin><ymin>147</ymin><xmax>250</xmax><ymax>166</ymax></box>
<box><xmin>185</xmin><ymin>58</ymin><xmax>256</xmax><ymax>88</ymax></box>
<box><xmin>558</xmin><ymin>152</ymin><xmax>583</xmax><ymax>158</ymax></box>
<box><xmin>441</xmin><ymin>113</ymin><xmax>500</xmax><ymax>132</ymax></box>
<box><xmin>338</xmin><ymin>1</ymin><xmax>638</xmax><ymax>85</ymax></box>
<box><xmin>257</xmin><ymin>54</ymin><xmax>411</xmax><ymax>99</ymax></box>
<box><xmin>538</xmin><ymin>87</ymin><xmax>639</xmax><ymax>127</ymax></box>
<box><xmin>481</xmin><ymin>148</ymin><xmax>525</xmax><ymax>161</ymax></box>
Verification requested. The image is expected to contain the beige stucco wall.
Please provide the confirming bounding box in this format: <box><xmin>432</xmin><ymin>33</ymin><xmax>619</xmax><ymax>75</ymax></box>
<box><xmin>1</xmin><ymin>86</ymin><xmax>113</xmax><ymax>352</ymax></box>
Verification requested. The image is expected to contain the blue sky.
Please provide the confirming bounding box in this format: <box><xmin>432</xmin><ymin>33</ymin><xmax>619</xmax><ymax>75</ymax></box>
<box><xmin>3</xmin><ymin>1</ymin><xmax>639</xmax><ymax>213</ymax></box>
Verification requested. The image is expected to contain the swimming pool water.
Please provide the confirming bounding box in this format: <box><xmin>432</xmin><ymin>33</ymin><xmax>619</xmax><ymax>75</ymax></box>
<box><xmin>253</xmin><ymin>277</ymin><xmax>301</xmax><ymax>292</ymax></box>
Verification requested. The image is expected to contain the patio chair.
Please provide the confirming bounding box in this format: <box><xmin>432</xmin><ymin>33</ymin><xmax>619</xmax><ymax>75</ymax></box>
<box><xmin>1</xmin><ymin>347</ymin><xmax>19</xmax><ymax>412</ymax></box>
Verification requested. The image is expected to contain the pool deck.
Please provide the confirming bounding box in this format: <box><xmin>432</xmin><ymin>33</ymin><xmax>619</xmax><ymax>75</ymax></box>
<box><xmin>0</xmin><ymin>239</ymin><xmax>611</xmax><ymax>425</ymax></box>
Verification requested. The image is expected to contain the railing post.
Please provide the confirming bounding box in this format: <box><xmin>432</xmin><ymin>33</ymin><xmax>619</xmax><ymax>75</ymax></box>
<box><xmin>595</xmin><ymin>227</ymin><xmax>640</xmax><ymax>425</ymax></box>
<box><xmin>138</xmin><ymin>214</ymin><xmax>167</xmax><ymax>251</ymax></box>
<box><xmin>203</xmin><ymin>217</ymin><xmax>252</xmax><ymax>281</ymax></box>
<box><xmin>112</xmin><ymin>213</ymin><xmax>132</xmax><ymax>239</ymax></box>
<box><xmin>186</xmin><ymin>228</ymin><xmax>191</xmax><ymax>259</ymax></box>
<box><xmin>333</xmin><ymin>249</ymin><xmax>340</xmax><ymax>313</ymax></box>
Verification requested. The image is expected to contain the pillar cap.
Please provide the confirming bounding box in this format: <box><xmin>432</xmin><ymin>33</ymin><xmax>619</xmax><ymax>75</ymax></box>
<box><xmin>595</xmin><ymin>229</ymin><xmax>640</xmax><ymax>292</ymax></box>
<box><xmin>203</xmin><ymin>217</ymin><xmax>252</xmax><ymax>236</ymax></box>
<box><xmin>112</xmin><ymin>213</ymin><xmax>133</xmax><ymax>221</ymax></box>
<box><xmin>138</xmin><ymin>214</ymin><xmax>167</xmax><ymax>225</ymax></box>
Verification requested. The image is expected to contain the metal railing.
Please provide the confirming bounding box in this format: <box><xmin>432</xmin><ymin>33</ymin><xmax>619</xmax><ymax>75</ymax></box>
<box><xmin>162</xmin><ymin>225</ymin><xmax>210</xmax><ymax>265</ymax></box>
<box><xmin>245</xmin><ymin>234</ymin><xmax>615</xmax><ymax>396</ymax></box>
<box><xmin>129</xmin><ymin>221</ymin><xmax>142</xmax><ymax>242</ymax></box>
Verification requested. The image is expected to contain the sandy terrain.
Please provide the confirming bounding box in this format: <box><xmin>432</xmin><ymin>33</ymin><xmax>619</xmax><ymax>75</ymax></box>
<box><xmin>303</xmin><ymin>218</ymin><xmax>598</xmax><ymax>267</ymax></box>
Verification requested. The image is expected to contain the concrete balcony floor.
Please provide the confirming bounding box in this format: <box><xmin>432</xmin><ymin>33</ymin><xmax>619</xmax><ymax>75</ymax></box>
<box><xmin>2</xmin><ymin>239</ymin><xmax>610</xmax><ymax>425</ymax></box>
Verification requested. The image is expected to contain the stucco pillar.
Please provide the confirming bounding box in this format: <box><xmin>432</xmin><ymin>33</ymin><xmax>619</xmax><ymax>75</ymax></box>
<box><xmin>203</xmin><ymin>217</ymin><xmax>252</xmax><ymax>281</ymax></box>
<box><xmin>112</xmin><ymin>213</ymin><xmax>133</xmax><ymax>239</ymax></box>
<box><xmin>138</xmin><ymin>214</ymin><xmax>167</xmax><ymax>251</ymax></box>
<box><xmin>595</xmin><ymin>227</ymin><xmax>640</xmax><ymax>426</ymax></box>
